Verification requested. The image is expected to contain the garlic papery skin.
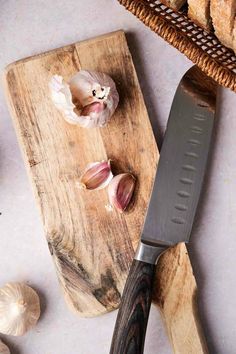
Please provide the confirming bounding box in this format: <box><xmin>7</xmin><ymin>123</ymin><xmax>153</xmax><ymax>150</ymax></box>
<box><xmin>49</xmin><ymin>75</ymin><xmax>78</xmax><ymax>125</ymax></box>
<box><xmin>50</xmin><ymin>70</ymin><xmax>119</xmax><ymax>128</ymax></box>
<box><xmin>108</xmin><ymin>173</ymin><xmax>136</xmax><ymax>213</ymax></box>
<box><xmin>0</xmin><ymin>340</ymin><xmax>10</xmax><ymax>354</ymax></box>
<box><xmin>78</xmin><ymin>160</ymin><xmax>113</xmax><ymax>190</ymax></box>
<box><xmin>0</xmin><ymin>283</ymin><xmax>40</xmax><ymax>336</ymax></box>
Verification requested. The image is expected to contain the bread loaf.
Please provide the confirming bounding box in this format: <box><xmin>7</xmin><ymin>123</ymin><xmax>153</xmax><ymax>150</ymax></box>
<box><xmin>233</xmin><ymin>20</ymin><xmax>236</xmax><ymax>54</ymax></box>
<box><xmin>188</xmin><ymin>0</ymin><xmax>212</xmax><ymax>31</ymax></box>
<box><xmin>161</xmin><ymin>0</ymin><xmax>236</xmax><ymax>55</ymax></box>
<box><xmin>160</xmin><ymin>0</ymin><xmax>186</xmax><ymax>11</ymax></box>
<box><xmin>210</xmin><ymin>0</ymin><xmax>236</xmax><ymax>49</ymax></box>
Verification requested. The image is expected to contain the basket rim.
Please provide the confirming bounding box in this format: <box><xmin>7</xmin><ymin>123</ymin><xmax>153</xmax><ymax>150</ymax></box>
<box><xmin>118</xmin><ymin>0</ymin><xmax>236</xmax><ymax>93</ymax></box>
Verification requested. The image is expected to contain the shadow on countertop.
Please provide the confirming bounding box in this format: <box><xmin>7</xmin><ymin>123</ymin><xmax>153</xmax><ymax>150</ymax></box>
<box><xmin>126</xmin><ymin>31</ymin><xmax>164</xmax><ymax>150</ymax></box>
<box><xmin>0</xmin><ymin>337</ymin><xmax>22</xmax><ymax>354</ymax></box>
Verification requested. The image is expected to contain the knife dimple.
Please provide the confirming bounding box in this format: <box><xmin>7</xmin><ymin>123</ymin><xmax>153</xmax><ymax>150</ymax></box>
<box><xmin>193</xmin><ymin>114</ymin><xmax>206</xmax><ymax>121</ymax></box>
<box><xmin>182</xmin><ymin>164</ymin><xmax>196</xmax><ymax>172</ymax></box>
<box><xmin>184</xmin><ymin>152</ymin><xmax>199</xmax><ymax>159</ymax></box>
<box><xmin>175</xmin><ymin>204</ymin><xmax>188</xmax><ymax>211</ymax></box>
<box><xmin>191</xmin><ymin>126</ymin><xmax>203</xmax><ymax>134</ymax></box>
<box><xmin>180</xmin><ymin>177</ymin><xmax>194</xmax><ymax>185</ymax></box>
<box><xmin>171</xmin><ymin>217</ymin><xmax>186</xmax><ymax>225</ymax></box>
<box><xmin>188</xmin><ymin>138</ymin><xmax>201</xmax><ymax>146</ymax></box>
<box><xmin>177</xmin><ymin>190</ymin><xmax>191</xmax><ymax>198</ymax></box>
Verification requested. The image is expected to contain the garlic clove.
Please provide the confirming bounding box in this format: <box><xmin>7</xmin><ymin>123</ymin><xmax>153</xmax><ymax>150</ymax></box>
<box><xmin>80</xmin><ymin>101</ymin><xmax>104</xmax><ymax>116</ymax></box>
<box><xmin>0</xmin><ymin>283</ymin><xmax>40</xmax><ymax>336</ymax></box>
<box><xmin>78</xmin><ymin>160</ymin><xmax>113</xmax><ymax>190</ymax></box>
<box><xmin>108</xmin><ymin>173</ymin><xmax>136</xmax><ymax>213</ymax></box>
<box><xmin>0</xmin><ymin>340</ymin><xmax>10</xmax><ymax>354</ymax></box>
<box><xmin>50</xmin><ymin>70</ymin><xmax>119</xmax><ymax>128</ymax></box>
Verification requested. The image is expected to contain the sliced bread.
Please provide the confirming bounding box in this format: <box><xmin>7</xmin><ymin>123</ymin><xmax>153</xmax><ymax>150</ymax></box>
<box><xmin>211</xmin><ymin>0</ymin><xmax>236</xmax><ymax>49</ymax></box>
<box><xmin>160</xmin><ymin>0</ymin><xmax>186</xmax><ymax>11</ymax></box>
<box><xmin>188</xmin><ymin>0</ymin><xmax>212</xmax><ymax>31</ymax></box>
<box><xmin>233</xmin><ymin>19</ymin><xmax>236</xmax><ymax>54</ymax></box>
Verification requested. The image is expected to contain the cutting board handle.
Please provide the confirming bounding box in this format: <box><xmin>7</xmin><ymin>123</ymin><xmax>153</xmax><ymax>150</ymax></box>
<box><xmin>110</xmin><ymin>259</ymin><xmax>155</xmax><ymax>354</ymax></box>
<box><xmin>154</xmin><ymin>243</ymin><xmax>209</xmax><ymax>354</ymax></box>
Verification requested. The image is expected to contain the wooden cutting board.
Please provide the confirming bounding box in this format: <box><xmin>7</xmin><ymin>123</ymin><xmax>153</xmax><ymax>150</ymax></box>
<box><xmin>4</xmin><ymin>30</ymin><xmax>158</xmax><ymax>316</ymax></box>
<box><xmin>4</xmin><ymin>30</ymin><xmax>208</xmax><ymax>353</ymax></box>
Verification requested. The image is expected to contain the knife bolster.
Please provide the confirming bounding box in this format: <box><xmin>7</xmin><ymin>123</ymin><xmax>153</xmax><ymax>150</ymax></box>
<box><xmin>135</xmin><ymin>242</ymin><xmax>168</xmax><ymax>264</ymax></box>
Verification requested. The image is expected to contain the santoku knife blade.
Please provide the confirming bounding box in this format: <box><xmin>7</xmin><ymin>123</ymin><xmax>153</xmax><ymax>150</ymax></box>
<box><xmin>110</xmin><ymin>66</ymin><xmax>217</xmax><ymax>354</ymax></box>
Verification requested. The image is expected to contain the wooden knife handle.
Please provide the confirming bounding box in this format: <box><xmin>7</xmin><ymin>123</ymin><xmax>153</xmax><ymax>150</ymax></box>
<box><xmin>110</xmin><ymin>259</ymin><xmax>155</xmax><ymax>354</ymax></box>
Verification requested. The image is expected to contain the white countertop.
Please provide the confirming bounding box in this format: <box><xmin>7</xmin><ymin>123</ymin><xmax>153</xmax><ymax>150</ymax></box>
<box><xmin>1</xmin><ymin>1</ymin><xmax>236</xmax><ymax>353</ymax></box>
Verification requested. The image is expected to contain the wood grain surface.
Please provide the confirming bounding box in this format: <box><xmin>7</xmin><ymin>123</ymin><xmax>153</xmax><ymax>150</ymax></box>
<box><xmin>3</xmin><ymin>31</ymin><xmax>158</xmax><ymax>317</ymax></box>
<box><xmin>4</xmin><ymin>30</ymin><xmax>208</xmax><ymax>353</ymax></box>
<box><xmin>154</xmin><ymin>243</ymin><xmax>209</xmax><ymax>354</ymax></box>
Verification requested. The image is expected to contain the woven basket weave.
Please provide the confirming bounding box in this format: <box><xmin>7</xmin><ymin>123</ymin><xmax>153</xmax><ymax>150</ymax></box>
<box><xmin>118</xmin><ymin>0</ymin><xmax>236</xmax><ymax>92</ymax></box>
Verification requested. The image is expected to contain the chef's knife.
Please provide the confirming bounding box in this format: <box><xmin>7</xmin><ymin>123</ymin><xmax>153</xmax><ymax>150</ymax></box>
<box><xmin>110</xmin><ymin>66</ymin><xmax>217</xmax><ymax>354</ymax></box>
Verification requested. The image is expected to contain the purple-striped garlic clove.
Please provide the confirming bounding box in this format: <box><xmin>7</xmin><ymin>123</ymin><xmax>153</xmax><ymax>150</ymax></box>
<box><xmin>107</xmin><ymin>173</ymin><xmax>136</xmax><ymax>213</ymax></box>
<box><xmin>78</xmin><ymin>160</ymin><xmax>113</xmax><ymax>190</ymax></box>
<box><xmin>81</xmin><ymin>102</ymin><xmax>104</xmax><ymax>116</ymax></box>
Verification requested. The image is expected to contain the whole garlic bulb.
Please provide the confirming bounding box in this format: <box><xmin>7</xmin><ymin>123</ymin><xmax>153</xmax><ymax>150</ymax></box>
<box><xmin>0</xmin><ymin>283</ymin><xmax>40</xmax><ymax>336</ymax></box>
<box><xmin>50</xmin><ymin>70</ymin><xmax>119</xmax><ymax>128</ymax></box>
<box><xmin>0</xmin><ymin>340</ymin><xmax>10</xmax><ymax>354</ymax></box>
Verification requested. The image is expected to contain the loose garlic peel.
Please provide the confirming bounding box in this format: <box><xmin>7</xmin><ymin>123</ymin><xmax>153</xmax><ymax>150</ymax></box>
<box><xmin>0</xmin><ymin>283</ymin><xmax>40</xmax><ymax>336</ymax></box>
<box><xmin>0</xmin><ymin>340</ymin><xmax>10</xmax><ymax>354</ymax></box>
<box><xmin>50</xmin><ymin>70</ymin><xmax>119</xmax><ymax>128</ymax></box>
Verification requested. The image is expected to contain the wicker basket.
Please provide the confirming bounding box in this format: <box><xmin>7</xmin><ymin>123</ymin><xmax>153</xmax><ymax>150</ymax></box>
<box><xmin>118</xmin><ymin>0</ymin><xmax>236</xmax><ymax>93</ymax></box>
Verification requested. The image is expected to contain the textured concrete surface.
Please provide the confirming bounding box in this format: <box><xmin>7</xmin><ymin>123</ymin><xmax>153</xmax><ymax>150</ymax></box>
<box><xmin>1</xmin><ymin>1</ymin><xmax>236</xmax><ymax>353</ymax></box>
